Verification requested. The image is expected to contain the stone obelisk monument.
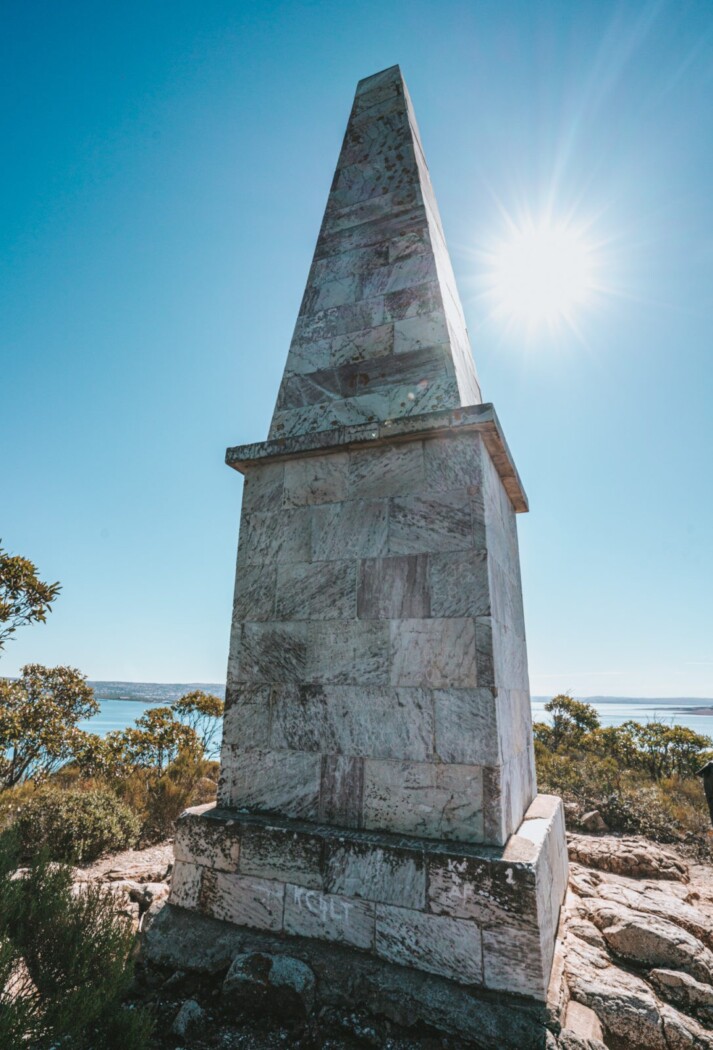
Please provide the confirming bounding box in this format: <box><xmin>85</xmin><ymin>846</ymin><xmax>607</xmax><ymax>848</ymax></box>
<box><xmin>147</xmin><ymin>65</ymin><xmax>568</xmax><ymax>1043</ymax></box>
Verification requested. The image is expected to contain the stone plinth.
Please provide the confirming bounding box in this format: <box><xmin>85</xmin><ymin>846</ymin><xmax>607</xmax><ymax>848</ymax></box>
<box><xmin>144</xmin><ymin>63</ymin><xmax>568</xmax><ymax>1022</ymax></box>
<box><xmin>167</xmin><ymin>794</ymin><xmax>567</xmax><ymax>1001</ymax></box>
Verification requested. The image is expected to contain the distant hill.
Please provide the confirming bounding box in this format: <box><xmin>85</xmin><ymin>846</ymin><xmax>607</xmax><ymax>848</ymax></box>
<box><xmin>88</xmin><ymin>681</ymin><xmax>225</xmax><ymax>703</ymax></box>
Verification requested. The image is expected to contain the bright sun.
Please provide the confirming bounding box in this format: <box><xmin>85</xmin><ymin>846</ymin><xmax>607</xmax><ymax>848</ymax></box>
<box><xmin>484</xmin><ymin>216</ymin><xmax>598</xmax><ymax>335</ymax></box>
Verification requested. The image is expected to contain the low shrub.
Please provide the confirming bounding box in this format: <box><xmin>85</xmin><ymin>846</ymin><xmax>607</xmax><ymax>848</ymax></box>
<box><xmin>0</xmin><ymin>831</ymin><xmax>153</xmax><ymax>1049</ymax></box>
<box><xmin>14</xmin><ymin>785</ymin><xmax>139</xmax><ymax>862</ymax></box>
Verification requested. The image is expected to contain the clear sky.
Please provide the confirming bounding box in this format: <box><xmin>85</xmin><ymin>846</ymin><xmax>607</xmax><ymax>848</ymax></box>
<box><xmin>2</xmin><ymin>0</ymin><xmax>712</xmax><ymax>697</ymax></box>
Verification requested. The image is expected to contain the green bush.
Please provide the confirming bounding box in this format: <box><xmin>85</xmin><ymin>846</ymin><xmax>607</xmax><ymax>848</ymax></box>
<box><xmin>14</xmin><ymin>786</ymin><xmax>139</xmax><ymax>862</ymax></box>
<box><xmin>0</xmin><ymin>830</ymin><xmax>153</xmax><ymax>1049</ymax></box>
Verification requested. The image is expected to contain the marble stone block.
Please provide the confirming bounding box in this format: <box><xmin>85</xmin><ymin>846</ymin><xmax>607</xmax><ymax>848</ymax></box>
<box><xmin>237</xmin><ymin>508</ymin><xmax>311</xmax><ymax>566</ymax></box>
<box><xmin>388</xmin><ymin>493</ymin><xmax>472</xmax><ymax>555</ymax></box>
<box><xmin>241</xmin><ymin>462</ymin><xmax>284</xmax><ymax>512</ymax></box>
<box><xmin>174</xmin><ymin>812</ymin><xmax>240</xmax><ymax>873</ymax></box>
<box><xmin>201</xmin><ymin>871</ymin><xmax>285</xmax><ymax>932</ymax></box>
<box><xmin>222</xmin><ymin>685</ymin><xmax>271</xmax><ymax>750</ymax></box>
<box><xmin>325</xmin><ymin>840</ymin><xmax>426</xmax><ymax>910</ymax></box>
<box><xmin>349</xmin><ymin>443</ymin><xmax>424</xmax><ymax>499</ymax></box>
<box><xmin>235</xmin><ymin>622</ymin><xmax>308</xmax><ymax>684</ymax></box>
<box><xmin>284</xmin><ymin>884</ymin><xmax>375</xmax><ymax>950</ymax></box>
<box><xmin>311</xmin><ymin>499</ymin><xmax>388</xmax><ymax>561</ymax></box>
<box><xmin>363</xmin><ymin>759</ymin><xmax>484</xmax><ymax>842</ymax></box>
<box><xmin>283</xmin><ymin>452</ymin><xmax>349</xmax><ymax>505</ymax></box>
<box><xmin>239</xmin><ymin>822</ymin><xmax>324</xmax><ymax>889</ymax></box>
<box><xmin>318</xmin><ymin>754</ymin><xmax>364</xmax><ymax>827</ymax></box>
<box><xmin>357</xmin><ymin>554</ymin><xmax>430</xmax><ymax>619</ymax></box>
<box><xmin>275</xmin><ymin>560</ymin><xmax>356</xmax><ymax>621</ymax></box>
<box><xmin>220</xmin><ymin>746</ymin><xmax>321</xmax><ymax>820</ymax></box>
<box><xmin>375</xmin><ymin>905</ymin><xmax>483</xmax><ymax>984</ymax></box>
<box><xmin>390</xmin><ymin>618</ymin><xmax>476</xmax><ymax>688</ymax></box>
<box><xmin>231</xmin><ymin>562</ymin><xmax>276</xmax><ymax>623</ymax></box>
<box><xmin>170</xmin><ymin>861</ymin><xmax>203</xmax><ymax>910</ymax></box>
<box><xmin>429</xmin><ymin>550</ymin><xmax>489</xmax><ymax>618</ymax></box>
<box><xmin>309</xmin><ymin>621</ymin><xmax>389</xmax><ymax>685</ymax></box>
<box><xmin>433</xmin><ymin>688</ymin><xmax>500</xmax><ymax>765</ymax></box>
<box><xmin>162</xmin><ymin>795</ymin><xmax>566</xmax><ymax>1001</ymax></box>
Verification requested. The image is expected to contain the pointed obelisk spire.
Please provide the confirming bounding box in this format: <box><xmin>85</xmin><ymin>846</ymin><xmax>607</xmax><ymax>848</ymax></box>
<box><xmin>269</xmin><ymin>65</ymin><xmax>482</xmax><ymax>439</ymax></box>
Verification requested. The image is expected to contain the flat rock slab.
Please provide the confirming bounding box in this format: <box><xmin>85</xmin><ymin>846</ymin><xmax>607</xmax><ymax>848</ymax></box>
<box><xmin>77</xmin><ymin>842</ymin><xmax>174</xmax><ymax>883</ymax></box>
<box><xmin>567</xmin><ymin>834</ymin><xmax>689</xmax><ymax>882</ymax></box>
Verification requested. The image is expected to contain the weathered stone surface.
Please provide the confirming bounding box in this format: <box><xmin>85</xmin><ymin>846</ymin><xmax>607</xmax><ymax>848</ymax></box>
<box><xmin>362</xmin><ymin>759</ymin><xmax>483</xmax><ymax>841</ymax></box>
<box><xmin>268</xmin><ymin>66</ymin><xmax>482</xmax><ymax>444</ymax></box>
<box><xmin>239</xmin><ymin>822</ymin><xmax>324</xmax><ymax>889</ymax></box>
<box><xmin>309</xmin><ymin>620</ymin><xmax>389</xmax><ymax>685</ymax></box>
<box><xmin>483</xmin><ymin>924</ymin><xmax>549</xmax><ymax>998</ymax></box>
<box><xmin>563</xmin><ymin>1001</ymin><xmax>605</xmax><ymax>1045</ymax></box>
<box><xmin>220</xmin><ymin>746</ymin><xmax>321</xmax><ymax>819</ymax></box>
<box><xmin>171</xmin><ymin>999</ymin><xmax>204</xmax><ymax>1037</ymax></box>
<box><xmin>649</xmin><ymin>969</ymin><xmax>713</xmax><ymax>1027</ymax></box>
<box><xmin>275</xmin><ymin>559</ymin><xmax>356</xmax><ymax>620</ymax></box>
<box><xmin>390</xmin><ymin>617</ymin><xmax>476</xmax><ymax>688</ymax></box>
<box><xmin>429</xmin><ymin>549</ymin><xmax>489</xmax><ymax>617</ymax></box>
<box><xmin>427</xmin><ymin>852</ymin><xmax>537</xmax><ymax>927</ymax></box>
<box><xmin>222</xmin><ymin>684</ymin><xmax>271</xmax><ymax>750</ymax></box>
<box><xmin>234</xmin><ymin>622</ymin><xmax>308</xmax><ymax>684</ymax></box>
<box><xmin>388</xmin><ymin>492</ymin><xmax>472</xmax><ymax>555</ymax></box>
<box><xmin>170</xmin><ymin>861</ymin><xmax>203</xmax><ymax>910</ymax></box>
<box><xmin>284</xmin><ymin>884</ymin><xmax>375</xmax><ymax>949</ymax></box>
<box><xmin>357</xmin><ymin>554</ymin><xmax>430</xmax><ymax>619</ymax></box>
<box><xmin>283</xmin><ymin>452</ymin><xmax>349</xmax><ymax>505</ymax></box>
<box><xmin>582</xmin><ymin>898</ymin><xmax>713</xmax><ymax>984</ymax></box>
<box><xmin>569</xmin><ymin>864</ymin><xmax>713</xmax><ymax>950</ymax></box>
<box><xmin>311</xmin><ymin>498</ymin><xmax>388</xmax><ymax>560</ymax></box>
<box><xmin>375</xmin><ymin>904</ymin><xmax>482</xmax><ymax>984</ymax></box>
<box><xmin>222</xmin><ymin>951</ymin><xmax>316</xmax><ymax>1018</ymax></box>
<box><xmin>143</xmin><ymin>903</ymin><xmax>554</xmax><ymax>1048</ymax></box>
<box><xmin>318</xmin><ymin>754</ymin><xmax>364</xmax><ymax>827</ymax></box>
<box><xmin>237</xmin><ymin>507</ymin><xmax>311</xmax><ymax>566</ymax></box>
<box><xmin>433</xmin><ymin>688</ymin><xmax>499</xmax><ymax>765</ymax></box>
<box><xmin>325</xmin><ymin>839</ymin><xmax>426</xmax><ymax>910</ymax></box>
<box><xmin>174</xmin><ymin>812</ymin><xmax>240</xmax><ymax>873</ymax></box>
<box><xmin>270</xmin><ymin>684</ymin><xmax>434</xmax><ymax>761</ymax></box>
<box><xmin>201</xmin><ymin>871</ymin><xmax>285</xmax><ymax>932</ymax></box>
<box><xmin>567</xmin><ymin>834</ymin><xmax>690</xmax><ymax>881</ymax></box>
<box><xmin>579</xmin><ymin>810</ymin><xmax>608</xmax><ymax>833</ymax></box>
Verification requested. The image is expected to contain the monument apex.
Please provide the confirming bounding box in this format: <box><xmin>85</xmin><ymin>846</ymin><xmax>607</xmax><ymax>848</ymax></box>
<box><xmin>270</xmin><ymin>64</ymin><xmax>482</xmax><ymax>439</ymax></box>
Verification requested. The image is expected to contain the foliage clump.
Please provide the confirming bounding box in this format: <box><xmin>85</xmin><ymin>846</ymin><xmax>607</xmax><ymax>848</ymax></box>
<box><xmin>0</xmin><ymin>540</ymin><xmax>60</xmax><ymax>653</ymax></box>
<box><xmin>0</xmin><ymin>664</ymin><xmax>98</xmax><ymax>789</ymax></box>
<box><xmin>0</xmin><ymin>832</ymin><xmax>153</xmax><ymax>1049</ymax></box>
<box><xmin>14</xmin><ymin>785</ymin><xmax>140</xmax><ymax>863</ymax></box>
<box><xmin>534</xmin><ymin>694</ymin><xmax>713</xmax><ymax>855</ymax></box>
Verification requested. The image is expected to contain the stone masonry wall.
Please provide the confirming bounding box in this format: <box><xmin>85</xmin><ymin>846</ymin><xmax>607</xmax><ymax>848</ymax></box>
<box><xmin>169</xmin><ymin>794</ymin><xmax>568</xmax><ymax>1001</ymax></box>
<box><xmin>219</xmin><ymin>428</ymin><xmax>536</xmax><ymax>847</ymax></box>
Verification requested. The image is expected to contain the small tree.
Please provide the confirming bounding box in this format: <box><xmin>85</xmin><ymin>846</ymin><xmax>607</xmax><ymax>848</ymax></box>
<box><xmin>545</xmin><ymin>694</ymin><xmax>600</xmax><ymax>751</ymax></box>
<box><xmin>0</xmin><ymin>665</ymin><xmax>98</xmax><ymax>789</ymax></box>
<box><xmin>121</xmin><ymin>707</ymin><xmax>201</xmax><ymax>774</ymax></box>
<box><xmin>172</xmin><ymin>689</ymin><xmax>224</xmax><ymax>754</ymax></box>
<box><xmin>621</xmin><ymin>720</ymin><xmax>713</xmax><ymax>780</ymax></box>
<box><xmin>0</xmin><ymin>542</ymin><xmax>60</xmax><ymax>654</ymax></box>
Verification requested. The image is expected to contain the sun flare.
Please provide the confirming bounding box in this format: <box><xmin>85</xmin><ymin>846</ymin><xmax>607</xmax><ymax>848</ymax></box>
<box><xmin>483</xmin><ymin>215</ymin><xmax>599</xmax><ymax>335</ymax></box>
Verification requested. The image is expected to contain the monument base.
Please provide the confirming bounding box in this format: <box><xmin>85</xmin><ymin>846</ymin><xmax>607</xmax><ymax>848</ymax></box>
<box><xmin>145</xmin><ymin>795</ymin><xmax>567</xmax><ymax>1007</ymax></box>
<box><xmin>143</xmin><ymin>901</ymin><xmax>567</xmax><ymax>1050</ymax></box>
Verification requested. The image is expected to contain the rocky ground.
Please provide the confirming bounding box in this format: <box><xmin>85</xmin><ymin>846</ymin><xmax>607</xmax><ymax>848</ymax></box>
<box><xmin>72</xmin><ymin>833</ymin><xmax>713</xmax><ymax>1049</ymax></box>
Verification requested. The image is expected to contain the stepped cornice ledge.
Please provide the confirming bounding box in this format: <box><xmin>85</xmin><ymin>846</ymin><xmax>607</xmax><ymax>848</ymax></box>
<box><xmin>226</xmin><ymin>402</ymin><xmax>528</xmax><ymax>513</ymax></box>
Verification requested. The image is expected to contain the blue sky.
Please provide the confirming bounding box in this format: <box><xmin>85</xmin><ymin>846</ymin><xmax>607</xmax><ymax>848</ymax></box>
<box><xmin>2</xmin><ymin>0</ymin><xmax>712</xmax><ymax>697</ymax></box>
